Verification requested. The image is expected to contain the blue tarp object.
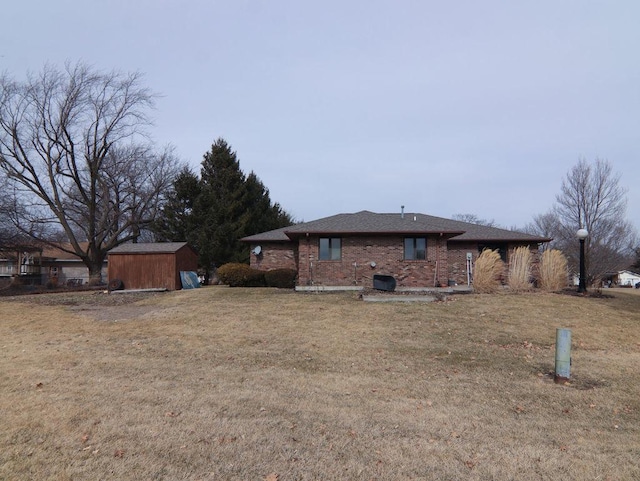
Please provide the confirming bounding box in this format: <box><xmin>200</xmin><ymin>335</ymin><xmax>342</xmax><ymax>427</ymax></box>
<box><xmin>180</xmin><ymin>271</ymin><xmax>200</xmax><ymax>289</ymax></box>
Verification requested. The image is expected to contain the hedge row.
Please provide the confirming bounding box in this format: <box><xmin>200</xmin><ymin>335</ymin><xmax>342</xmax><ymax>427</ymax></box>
<box><xmin>216</xmin><ymin>263</ymin><xmax>297</xmax><ymax>288</ymax></box>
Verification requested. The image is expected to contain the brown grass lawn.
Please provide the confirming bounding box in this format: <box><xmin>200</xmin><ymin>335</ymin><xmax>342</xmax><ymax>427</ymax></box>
<box><xmin>1</xmin><ymin>287</ymin><xmax>639</xmax><ymax>480</ymax></box>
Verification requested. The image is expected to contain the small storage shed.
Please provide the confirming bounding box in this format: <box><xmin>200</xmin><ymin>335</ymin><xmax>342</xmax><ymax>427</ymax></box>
<box><xmin>108</xmin><ymin>242</ymin><xmax>198</xmax><ymax>291</ymax></box>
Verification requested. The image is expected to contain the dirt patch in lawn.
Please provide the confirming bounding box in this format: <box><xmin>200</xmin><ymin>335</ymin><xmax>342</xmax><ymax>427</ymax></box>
<box><xmin>67</xmin><ymin>304</ymin><xmax>161</xmax><ymax>322</ymax></box>
<box><xmin>1</xmin><ymin>289</ymin><xmax>167</xmax><ymax>321</ymax></box>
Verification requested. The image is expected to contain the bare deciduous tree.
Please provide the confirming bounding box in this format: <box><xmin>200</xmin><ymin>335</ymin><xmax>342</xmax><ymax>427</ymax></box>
<box><xmin>0</xmin><ymin>62</ymin><xmax>181</xmax><ymax>284</ymax></box>
<box><xmin>525</xmin><ymin>212</ymin><xmax>563</xmax><ymax>252</ymax></box>
<box><xmin>528</xmin><ymin>158</ymin><xmax>636</xmax><ymax>284</ymax></box>
<box><xmin>451</xmin><ymin>213</ymin><xmax>498</xmax><ymax>227</ymax></box>
<box><xmin>0</xmin><ymin>176</ymin><xmax>18</xmax><ymax>248</ymax></box>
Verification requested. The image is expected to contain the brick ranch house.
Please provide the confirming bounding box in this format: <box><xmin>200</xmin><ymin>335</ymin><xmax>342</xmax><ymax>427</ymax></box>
<box><xmin>241</xmin><ymin>210</ymin><xmax>550</xmax><ymax>289</ymax></box>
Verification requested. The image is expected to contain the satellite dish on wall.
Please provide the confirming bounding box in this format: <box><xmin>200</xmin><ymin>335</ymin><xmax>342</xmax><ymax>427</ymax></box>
<box><xmin>252</xmin><ymin>245</ymin><xmax>262</xmax><ymax>255</ymax></box>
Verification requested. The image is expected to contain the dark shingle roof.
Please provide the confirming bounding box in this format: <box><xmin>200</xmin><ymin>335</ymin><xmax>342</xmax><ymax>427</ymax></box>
<box><xmin>283</xmin><ymin>211</ymin><xmax>464</xmax><ymax>236</ymax></box>
<box><xmin>241</xmin><ymin>226</ymin><xmax>291</xmax><ymax>242</ymax></box>
<box><xmin>241</xmin><ymin>211</ymin><xmax>551</xmax><ymax>243</ymax></box>
<box><xmin>42</xmin><ymin>243</ymin><xmax>87</xmax><ymax>261</ymax></box>
<box><xmin>109</xmin><ymin>242</ymin><xmax>191</xmax><ymax>254</ymax></box>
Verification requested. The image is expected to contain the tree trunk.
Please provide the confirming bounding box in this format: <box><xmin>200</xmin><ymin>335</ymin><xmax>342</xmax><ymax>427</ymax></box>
<box><xmin>88</xmin><ymin>262</ymin><xmax>104</xmax><ymax>286</ymax></box>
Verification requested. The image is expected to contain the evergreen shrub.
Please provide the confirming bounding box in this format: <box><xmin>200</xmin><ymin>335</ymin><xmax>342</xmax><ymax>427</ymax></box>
<box><xmin>217</xmin><ymin>263</ymin><xmax>265</xmax><ymax>287</ymax></box>
<box><xmin>264</xmin><ymin>268</ymin><xmax>297</xmax><ymax>288</ymax></box>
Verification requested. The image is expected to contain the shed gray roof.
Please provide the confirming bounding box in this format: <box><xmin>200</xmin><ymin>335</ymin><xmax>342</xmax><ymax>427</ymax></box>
<box><xmin>109</xmin><ymin>242</ymin><xmax>191</xmax><ymax>254</ymax></box>
<box><xmin>241</xmin><ymin>211</ymin><xmax>551</xmax><ymax>244</ymax></box>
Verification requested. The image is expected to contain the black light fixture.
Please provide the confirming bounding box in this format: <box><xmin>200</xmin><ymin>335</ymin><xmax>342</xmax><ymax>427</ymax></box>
<box><xmin>577</xmin><ymin>228</ymin><xmax>588</xmax><ymax>293</ymax></box>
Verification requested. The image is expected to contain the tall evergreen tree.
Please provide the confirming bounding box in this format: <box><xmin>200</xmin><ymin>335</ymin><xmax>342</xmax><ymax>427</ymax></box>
<box><xmin>241</xmin><ymin>172</ymin><xmax>293</xmax><ymax>245</ymax></box>
<box><xmin>153</xmin><ymin>138</ymin><xmax>293</xmax><ymax>277</ymax></box>
<box><xmin>152</xmin><ymin>167</ymin><xmax>201</xmax><ymax>243</ymax></box>
<box><xmin>195</xmin><ymin>138</ymin><xmax>249</xmax><ymax>270</ymax></box>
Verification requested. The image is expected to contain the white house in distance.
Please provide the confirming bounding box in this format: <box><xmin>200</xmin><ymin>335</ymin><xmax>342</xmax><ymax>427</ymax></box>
<box><xmin>597</xmin><ymin>270</ymin><xmax>640</xmax><ymax>288</ymax></box>
<box><xmin>616</xmin><ymin>270</ymin><xmax>640</xmax><ymax>287</ymax></box>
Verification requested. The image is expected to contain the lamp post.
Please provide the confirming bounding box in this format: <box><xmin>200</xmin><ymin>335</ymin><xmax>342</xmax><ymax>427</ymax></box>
<box><xmin>577</xmin><ymin>228</ymin><xmax>588</xmax><ymax>293</ymax></box>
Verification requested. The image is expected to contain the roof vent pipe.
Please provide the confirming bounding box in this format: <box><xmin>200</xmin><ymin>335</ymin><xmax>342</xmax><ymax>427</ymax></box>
<box><xmin>401</xmin><ymin>205</ymin><xmax>405</xmax><ymax>219</ymax></box>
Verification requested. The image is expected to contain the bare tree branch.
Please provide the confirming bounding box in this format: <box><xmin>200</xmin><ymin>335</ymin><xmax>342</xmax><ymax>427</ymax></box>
<box><xmin>528</xmin><ymin>158</ymin><xmax>636</xmax><ymax>284</ymax></box>
<box><xmin>451</xmin><ymin>213</ymin><xmax>498</xmax><ymax>228</ymax></box>
<box><xmin>0</xmin><ymin>62</ymin><xmax>182</xmax><ymax>284</ymax></box>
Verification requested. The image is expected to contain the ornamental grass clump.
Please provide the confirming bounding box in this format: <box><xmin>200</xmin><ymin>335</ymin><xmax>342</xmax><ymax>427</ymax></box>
<box><xmin>508</xmin><ymin>246</ymin><xmax>533</xmax><ymax>292</ymax></box>
<box><xmin>538</xmin><ymin>249</ymin><xmax>569</xmax><ymax>291</ymax></box>
<box><xmin>473</xmin><ymin>249</ymin><xmax>504</xmax><ymax>293</ymax></box>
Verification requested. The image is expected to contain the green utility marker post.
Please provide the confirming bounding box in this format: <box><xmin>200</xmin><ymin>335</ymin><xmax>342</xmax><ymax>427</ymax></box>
<box><xmin>554</xmin><ymin>328</ymin><xmax>572</xmax><ymax>383</ymax></box>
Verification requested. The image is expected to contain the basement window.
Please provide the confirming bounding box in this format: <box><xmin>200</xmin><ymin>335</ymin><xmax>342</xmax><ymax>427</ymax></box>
<box><xmin>319</xmin><ymin>237</ymin><xmax>341</xmax><ymax>261</ymax></box>
<box><xmin>404</xmin><ymin>237</ymin><xmax>426</xmax><ymax>260</ymax></box>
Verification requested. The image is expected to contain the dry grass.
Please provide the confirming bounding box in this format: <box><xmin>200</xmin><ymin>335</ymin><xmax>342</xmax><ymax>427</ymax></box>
<box><xmin>508</xmin><ymin>246</ymin><xmax>533</xmax><ymax>292</ymax></box>
<box><xmin>1</xmin><ymin>287</ymin><xmax>640</xmax><ymax>480</ymax></box>
<box><xmin>473</xmin><ymin>249</ymin><xmax>504</xmax><ymax>293</ymax></box>
<box><xmin>539</xmin><ymin>249</ymin><xmax>570</xmax><ymax>291</ymax></box>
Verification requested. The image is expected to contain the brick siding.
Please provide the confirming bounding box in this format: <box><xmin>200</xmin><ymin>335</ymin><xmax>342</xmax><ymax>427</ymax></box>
<box><xmin>250</xmin><ymin>238</ymin><xmax>542</xmax><ymax>288</ymax></box>
<box><xmin>447</xmin><ymin>242</ymin><xmax>478</xmax><ymax>286</ymax></box>
<box><xmin>249</xmin><ymin>242</ymin><xmax>298</xmax><ymax>271</ymax></box>
<box><xmin>296</xmin><ymin>235</ymin><xmax>449</xmax><ymax>288</ymax></box>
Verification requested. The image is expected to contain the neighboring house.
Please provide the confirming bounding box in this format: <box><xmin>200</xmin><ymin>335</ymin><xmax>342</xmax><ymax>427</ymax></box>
<box><xmin>0</xmin><ymin>243</ymin><xmax>107</xmax><ymax>286</ymax></box>
<box><xmin>241</xmin><ymin>210</ymin><xmax>550</xmax><ymax>289</ymax></box>
<box><xmin>0</xmin><ymin>245</ymin><xmax>43</xmax><ymax>284</ymax></box>
<box><xmin>108</xmin><ymin>242</ymin><xmax>198</xmax><ymax>291</ymax></box>
<box><xmin>40</xmin><ymin>244</ymin><xmax>108</xmax><ymax>286</ymax></box>
<box><xmin>602</xmin><ymin>270</ymin><xmax>640</xmax><ymax>287</ymax></box>
<box><xmin>618</xmin><ymin>270</ymin><xmax>640</xmax><ymax>287</ymax></box>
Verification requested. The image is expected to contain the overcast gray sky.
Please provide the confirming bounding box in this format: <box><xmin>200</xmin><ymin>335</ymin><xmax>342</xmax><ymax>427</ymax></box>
<box><xmin>3</xmin><ymin>1</ymin><xmax>639</xmax><ymax>229</ymax></box>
